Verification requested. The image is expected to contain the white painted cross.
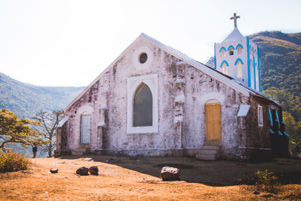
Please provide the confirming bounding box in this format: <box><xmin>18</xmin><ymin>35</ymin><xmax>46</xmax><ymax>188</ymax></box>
<box><xmin>230</xmin><ymin>13</ymin><xmax>240</xmax><ymax>28</ymax></box>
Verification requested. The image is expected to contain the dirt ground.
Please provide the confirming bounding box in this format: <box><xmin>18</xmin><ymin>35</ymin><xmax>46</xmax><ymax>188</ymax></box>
<box><xmin>0</xmin><ymin>156</ymin><xmax>300</xmax><ymax>201</ymax></box>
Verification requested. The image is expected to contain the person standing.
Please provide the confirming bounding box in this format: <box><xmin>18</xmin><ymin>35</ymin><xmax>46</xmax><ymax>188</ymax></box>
<box><xmin>32</xmin><ymin>143</ymin><xmax>38</xmax><ymax>158</ymax></box>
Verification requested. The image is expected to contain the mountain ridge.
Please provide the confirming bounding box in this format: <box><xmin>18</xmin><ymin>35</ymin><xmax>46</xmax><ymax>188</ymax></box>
<box><xmin>1</xmin><ymin>31</ymin><xmax>300</xmax><ymax>121</ymax></box>
<box><xmin>0</xmin><ymin>72</ymin><xmax>85</xmax><ymax>118</ymax></box>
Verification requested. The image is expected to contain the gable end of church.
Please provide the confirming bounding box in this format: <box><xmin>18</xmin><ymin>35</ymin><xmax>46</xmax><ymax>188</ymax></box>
<box><xmin>55</xmin><ymin>31</ymin><xmax>288</xmax><ymax>161</ymax></box>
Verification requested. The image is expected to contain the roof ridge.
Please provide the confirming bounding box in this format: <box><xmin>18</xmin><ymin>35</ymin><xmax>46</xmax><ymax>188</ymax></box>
<box><xmin>63</xmin><ymin>33</ymin><xmax>255</xmax><ymax>112</ymax></box>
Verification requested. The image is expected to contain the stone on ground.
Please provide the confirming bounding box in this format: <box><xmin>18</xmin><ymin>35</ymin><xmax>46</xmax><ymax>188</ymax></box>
<box><xmin>50</xmin><ymin>168</ymin><xmax>58</xmax><ymax>173</ymax></box>
<box><xmin>76</xmin><ymin>166</ymin><xmax>89</xmax><ymax>175</ymax></box>
<box><xmin>160</xmin><ymin>166</ymin><xmax>180</xmax><ymax>181</ymax></box>
<box><xmin>88</xmin><ymin>166</ymin><xmax>99</xmax><ymax>175</ymax></box>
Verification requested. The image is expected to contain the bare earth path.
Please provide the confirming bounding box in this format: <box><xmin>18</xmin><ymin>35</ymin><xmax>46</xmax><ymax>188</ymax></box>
<box><xmin>0</xmin><ymin>156</ymin><xmax>300</xmax><ymax>200</ymax></box>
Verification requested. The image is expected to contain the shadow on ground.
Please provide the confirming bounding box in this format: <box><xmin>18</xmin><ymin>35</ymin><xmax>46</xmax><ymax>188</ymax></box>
<box><xmin>60</xmin><ymin>155</ymin><xmax>301</xmax><ymax>186</ymax></box>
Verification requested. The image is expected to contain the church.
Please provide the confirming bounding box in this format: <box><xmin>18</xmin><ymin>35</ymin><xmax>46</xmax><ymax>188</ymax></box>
<box><xmin>55</xmin><ymin>14</ymin><xmax>289</xmax><ymax>161</ymax></box>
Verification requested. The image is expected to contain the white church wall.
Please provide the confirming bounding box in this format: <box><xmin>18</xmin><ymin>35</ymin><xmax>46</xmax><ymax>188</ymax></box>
<box><xmin>62</xmin><ymin>35</ymin><xmax>254</xmax><ymax>157</ymax></box>
<box><xmin>96</xmin><ymin>37</ymin><xmax>181</xmax><ymax>155</ymax></box>
<box><xmin>183</xmin><ymin>64</ymin><xmax>250</xmax><ymax>158</ymax></box>
<box><xmin>64</xmin><ymin>80</ymin><xmax>101</xmax><ymax>153</ymax></box>
<box><xmin>59</xmin><ymin>34</ymin><xmax>270</xmax><ymax>159</ymax></box>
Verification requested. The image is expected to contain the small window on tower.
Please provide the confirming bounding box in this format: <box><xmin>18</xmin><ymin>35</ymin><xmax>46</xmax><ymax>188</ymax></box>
<box><xmin>236</xmin><ymin>61</ymin><xmax>242</xmax><ymax>77</ymax></box>
<box><xmin>237</xmin><ymin>46</ymin><xmax>242</xmax><ymax>54</ymax></box>
<box><xmin>229</xmin><ymin>47</ymin><xmax>234</xmax><ymax>56</ymax></box>
<box><xmin>220</xmin><ymin>49</ymin><xmax>226</xmax><ymax>57</ymax></box>
<box><xmin>222</xmin><ymin>63</ymin><xmax>228</xmax><ymax>75</ymax></box>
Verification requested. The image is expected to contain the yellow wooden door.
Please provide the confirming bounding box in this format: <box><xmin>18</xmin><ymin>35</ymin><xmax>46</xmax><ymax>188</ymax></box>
<box><xmin>206</xmin><ymin>103</ymin><xmax>221</xmax><ymax>141</ymax></box>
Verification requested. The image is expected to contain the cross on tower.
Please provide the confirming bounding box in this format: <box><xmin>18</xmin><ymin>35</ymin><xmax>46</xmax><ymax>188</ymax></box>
<box><xmin>230</xmin><ymin>13</ymin><xmax>240</xmax><ymax>28</ymax></box>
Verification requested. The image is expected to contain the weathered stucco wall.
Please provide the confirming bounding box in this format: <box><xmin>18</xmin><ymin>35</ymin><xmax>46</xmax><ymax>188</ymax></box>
<box><xmin>62</xmin><ymin>37</ymin><xmax>184</xmax><ymax>156</ymax></box>
<box><xmin>56</xmin><ymin>36</ymin><xmax>287</xmax><ymax>160</ymax></box>
<box><xmin>183</xmin><ymin>63</ymin><xmax>250</xmax><ymax>158</ymax></box>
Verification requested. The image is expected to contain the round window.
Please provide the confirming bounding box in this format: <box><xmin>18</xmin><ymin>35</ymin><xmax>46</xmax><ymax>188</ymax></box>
<box><xmin>139</xmin><ymin>53</ymin><xmax>148</xmax><ymax>64</ymax></box>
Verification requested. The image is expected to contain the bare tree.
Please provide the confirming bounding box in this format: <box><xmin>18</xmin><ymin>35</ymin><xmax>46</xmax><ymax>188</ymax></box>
<box><xmin>33</xmin><ymin>110</ymin><xmax>63</xmax><ymax>157</ymax></box>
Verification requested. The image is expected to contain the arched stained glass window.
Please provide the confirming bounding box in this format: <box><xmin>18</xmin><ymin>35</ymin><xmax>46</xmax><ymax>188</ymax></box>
<box><xmin>133</xmin><ymin>83</ymin><xmax>153</xmax><ymax>127</ymax></box>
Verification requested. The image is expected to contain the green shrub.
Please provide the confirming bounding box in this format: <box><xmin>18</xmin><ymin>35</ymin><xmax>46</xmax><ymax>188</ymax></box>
<box><xmin>0</xmin><ymin>151</ymin><xmax>31</xmax><ymax>173</ymax></box>
<box><xmin>255</xmin><ymin>169</ymin><xmax>280</xmax><ymax>193</ymax></box>
<box><xmin>238</xmin><ymin>169</ymin><xmax>281</xmax><ymax>193</ymax></box>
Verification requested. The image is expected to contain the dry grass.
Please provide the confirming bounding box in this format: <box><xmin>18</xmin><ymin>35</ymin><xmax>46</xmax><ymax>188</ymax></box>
<box><xmin>0</xmin><ymin>156</ymin><xmax>300</xmax><ymax>201</ymax></box>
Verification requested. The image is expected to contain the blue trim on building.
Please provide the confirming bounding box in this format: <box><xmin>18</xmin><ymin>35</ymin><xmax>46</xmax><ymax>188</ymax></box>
<box><xmin>257</xmin><ymin>46</ymin><xmax>261</xmax><ymax>92</ymax></box>
<box><xmin>220</xmin><ymin>60</ymin><xmax>229</xmax><ymax>68</ymax></box>
<box><xmin>246</xmin><ymin>37</ymin><xmax>251</xmax><ymax>87</ymax></box>
<box><xmin>284</xmin><ymin>132</ymin><xmax>289</xmax><ymax>137</ymax></box>
<box><xmin>234</xmin><ymin>58</ymin><xmax>244</xmax><ymax>65</ymax></box>
<box><xmin>269</xmin><ymin>129</ymin><xmax>274</xmax><ymax>134</ymax></box>
<box><xmin>236</xmin><ymin>44</ymin><xmax>243</xmax><ymax>49</ymax></box>
<box><xmin>278</xmin><ymin>131</ymin><xmax>283</xmax><ymax>136</ymax></box>
<box><xmin>214</xmin><ymin>43</ymin><xmax>217</xmax><ymax>70</ymax></box>
<box><xmin>275</xmin><ymin>110</ymin><xmax>280</xmax><ymax>128</ymax></box>
<box><xmin>219</xmin><ymin>46</ymin><xmax>226</xmax><ymax>53</ymax></box>
<box><xmin>253</xmin><ymin>56</ymin><xmax>257</xmax><ymax>90</ymax></box>
<box><xmin>227</xmin><ymin>45</ymin><xmax>235</xmax><ymax>51</ymax></box>
<box><xmin>268</xmin><ymin>108</ymin><xmax>273</xmax><ymax>126</ymax></box>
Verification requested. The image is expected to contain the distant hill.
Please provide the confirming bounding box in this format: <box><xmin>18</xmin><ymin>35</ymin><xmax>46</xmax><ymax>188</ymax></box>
<box><xmin>207</xmin><ymin>31</ymin><xmax>300</xmax><ymax>95</ymax></box>
<box><xmin>1</xmin><ymin>31</ymin><xmax>300</xmax><ymax>120</ymax></box>
<box><xmin>0</xmin><ymin>72</ymin><xmax>85</xmax><ymax>118</ymax></box>
<box><xmin>249</xmin><ymin>31</ymin><xmax>301</xmax><ymax>97</ymax></box>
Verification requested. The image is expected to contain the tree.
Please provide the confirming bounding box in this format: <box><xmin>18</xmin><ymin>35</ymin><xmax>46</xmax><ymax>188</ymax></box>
<box><xmin>264</xmin><ymin>87</ymin><xmax>301</xmax><ymax>156</ymax></box>
<box><xmin>264</xmin><ymin>87</ymin><xmax>300</xmax><ymax>121</ymax></box>
<box><xmin>0</xmin><ymin>108</ymin><xmax>46</xmax><ymax>152</ymax></box>
<box><xmin>283</xmin><ymin>112</ymin><xmax>301</xmax><ymax>155</ymax></box>
<box><xmin>33</xmin><ymin>110</ymin><xmax>63</xmax><ymax>157</ymax></box>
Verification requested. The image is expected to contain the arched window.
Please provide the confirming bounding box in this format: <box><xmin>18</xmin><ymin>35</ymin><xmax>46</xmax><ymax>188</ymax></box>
<box><xmin>127</xmin><ymin>74</ymin><xmax>158</xmax><ymax>134</ymax></box>
<box><xmin>219</xmin><ymin>47</ymin><xmax>226</xmax><ymax>57</ymax></box>
<box><xmin>236</xmin><ymin>60</ymin><xmax>242</xmax><ymax>77</ymax></box>
<box><xmin>133</xmin><ymin>83</ymin><xmax>153</xmax><ymax>127</ymax></box>
<box><xmin>229</xmin><ymin>47</ymin><xmax>234</xmax><ymax>56</ymax></box>
<box><xmin>80</xmin><ymin>112</ymin><xmax>90</xmax><ymax>144</ymax></box>
<box><xmin>237</xmin><ymin>46</ymin><xmax>242</xmax><ymax>54</ymax></box>
<box><xmin>222</xmin><ymin>62</ymin><xmax>228</xmax><ymax>75</ymax></box>
<box><xmin>220</xmin><ymin>49</ymin><xmax>226</xmax><ymax>57</ymax></box>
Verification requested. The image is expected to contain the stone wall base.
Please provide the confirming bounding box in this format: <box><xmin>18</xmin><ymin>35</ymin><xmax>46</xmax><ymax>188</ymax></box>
<box><xmin>55</xmin><ymin>147</ymin><xmax>273</xmax><ymax>162</ymax></box>
<box><xmin>235</xmin><ymin>147</ymin><xmax>273</xmax><ymax>162</ymax></box>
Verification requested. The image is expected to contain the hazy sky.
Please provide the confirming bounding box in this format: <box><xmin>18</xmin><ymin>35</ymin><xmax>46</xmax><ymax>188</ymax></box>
<box><xmin>0</xmin><ymin>0</ymin><xmax>300</xmax><ymax>87</ymax></box>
